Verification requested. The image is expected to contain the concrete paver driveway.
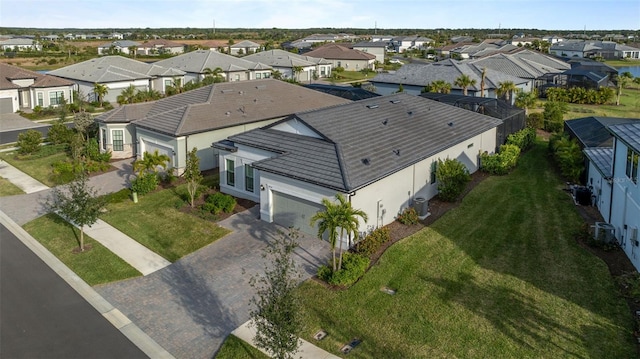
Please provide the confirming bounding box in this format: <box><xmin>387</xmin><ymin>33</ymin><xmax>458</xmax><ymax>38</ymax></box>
<box><xmin>95</xmin><ymin>206</ymin><xmax>331</xmax><ymax>359</ymax></box>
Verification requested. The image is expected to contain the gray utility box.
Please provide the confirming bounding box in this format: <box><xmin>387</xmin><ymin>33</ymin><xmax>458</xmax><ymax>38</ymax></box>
<box><xmin>413</xmin><ymin>197</ymin><xmax>429</xmax><ymax>217</ymax></box>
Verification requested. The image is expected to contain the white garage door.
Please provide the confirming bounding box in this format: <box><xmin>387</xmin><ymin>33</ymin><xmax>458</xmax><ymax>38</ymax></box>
<box><xmin>0</xmin><ymin>98</ymin><xmax>14</xmax><ymax>114</ymax></box>
<box><xmin>142</xmin><ymin>141</ymin><xmax>173</xmax><ymax>165</ymax></box>
<box><xmin>273</xmin><ymin>192</ymin><xmax>324</xmax><ymax>236</ymax></box>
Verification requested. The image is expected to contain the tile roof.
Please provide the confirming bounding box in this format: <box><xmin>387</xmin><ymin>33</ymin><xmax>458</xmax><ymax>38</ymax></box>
<box><xmin>0</xmin><ymin>63</ymin><xmax>73</xmax><ymax>90</ymax></box>
<box><xmin>304</xmin><ymin>44</ymin><xmax>376</xmax><ymax>61</ymax></box>
<box><xmin>370</xmin><ymin>61</ymin><xmax>527</xmax><ymax>90</ymax></box>
<box><xmin>609</xmin><ymin>122</ymin><xmax>640</xmax><ymax>152</ymax></box>
<box><xmin>96</xmin><ymin>79</ymin><xmax>350</xmax><ymax>136</ymax></box>
<box><xmin>583</xmin><ymin>147</ymin><xmax>613</xmax><ymax>178</ymax></box>
<box><xmin>565</xmin><ymin>116</ymin><xmax>640</xmax><ymax>148</ymax></box>
<box><xmin>154</xmin><ymin>50</ymin><xmax>272</xmax><ymax>74</ymax></box>
<box><xmin>242</xmin><ymin>49</ymin><xmax>329</xmax><ymax>68</ymax></box>
<box><xmin>230</xmin><ymin>93</ymin><xmax>502</xmax><ymax>192</ymax></box>
<box><xmin>467</xmin><ymin>50</ymin><xmax>570</xmax><ymax>79</ymax></box>
<box><xmin>231</xmin><ymin>40</ymin><xmax>260</xmax><ymax>48</ymax></box>
<box><xmin>48</xmin><ymin>56</ymin><xmax>184</xmax><ymax>83</ymax></box>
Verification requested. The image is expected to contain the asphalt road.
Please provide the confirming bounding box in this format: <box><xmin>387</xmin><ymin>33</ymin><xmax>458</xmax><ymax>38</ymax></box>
<box><xmin>0</xmin><ymin>123</ymin><xmax>74</xmax><ymax>145</ymax></box>
<box><xmin>0</xmin><ymin>224</ymin><xmax>148</xmax><ymax>359</ymax></box>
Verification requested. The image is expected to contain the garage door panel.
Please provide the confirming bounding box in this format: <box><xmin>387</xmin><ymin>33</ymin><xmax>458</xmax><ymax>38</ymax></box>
<box><xmin>0</xmin><ymin>98</ymin><xmax>14</xmax><ymax>114</ymax></box>
<box><xmin>142</xmin><ymin>141</ymin><xmax>173</xmax><ymax>165</ymax></box>
<box><xmin>273</xmin><ymin>192</ymin><xmax>324</xmax><ymax>236</ymax></box>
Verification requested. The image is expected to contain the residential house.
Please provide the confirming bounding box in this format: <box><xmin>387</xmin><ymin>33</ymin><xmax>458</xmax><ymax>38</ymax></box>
<box><xmin>109</xmin><ymin>32</ymin><xmax>124</xmax><ymax>40</ymax></box>
<box><xmin>95</xmin><ymin>79</ymin><xmax>350</xmax><ymax>166</ymax></box>
<box><xmin>0</xmin><ymin>63</ymin><xmax>74</xmax><ymax>114</ymax></box>
<box><xmin>450</xmin><ymin>41</ymin><xmax>519</xmax><ymax>59</ymax></box>
<box><xmin>280</xmin><ymin>40</ymin><xmax>314</xmax><ymax>53</ymax></box>
<box><xmin>213</xmin><ymin>93</ymin><xmax>502</xmax><ymax>237</ymax></box>
<box><xmin>351</xmin><ymin>41</ymin><xmax>387</xmax><ymax>64</ymax></box>
<box><xmin>392</xmin><ymin>36</ymin><xmax>418</xmax><ymax>53</ymax></box>
<box><xmin>48</xmin><ymin>56</ymin><xmax>185</xmax><ymax>103</ymax></box>
<box><xmin>137</xmin><ymin>39</ymin><xmax>185</xmax><ymax>56</ymax></box>
<box><xmin>0</xmin><ymin>38</ymin><xmax>41</xmax><ymax>51</ymax></box>
<box><xmin>41</xmin><ymin>35</ymin><xmax>59</xmax><ymax>42</ymax></box>
<box><xmin>305</xmin><ymin>43</ymin><xmax>376</xmax><ymax>71</ymax></box>
<box><xmin>550</xmin><ymin>40</ymin><xmax>640</xmax><ymax>60</ymax></box>
<box><xmin>558</xmin><ymin>59</ymin><xmax>618</xmax><ymax>89</ymax></box>
<box><xmin>300</xmin><ymin>34</ymin><xmax>339</xmax><ymax>44</ymax></box>
<box><xmin>435</xmin><ymin>42</ymin><xmax>475</xmax><ymax>58</ymax></box>
<box><xmin>242</xmin><ymin>49</ymin><xmax>332</xmax><ymax>81</ymax></box>
<box><xmin>608</xmin><ymin>122</ymin><xmax>640</xmax><ymax>271</ymax></box>
<box><xmin>371</xmin><ymin>35</ymin><xmax>394</xmax><ymax>43</ymax></box>
<box><xmin>97</xmin><ymin>40</ymin><xmax>142</xmax><ymax>55</ymax></box>
<box><xmin>230</xmin><ymin>40</ymin><xmax>261</xmax><ymax>55</ymax></box>
<box><xmin>154</xmin><ymin>50</ymin><xmax>272</xmax><ymax>84</ymax></box>
<box><xmin>541</xmin><ymin>35</ymin><xmax>564</xmax><ymax>44</ymax></box>
<box><xmin>369</xmin><ymin>60</ymin><xmax>529</xmax><ymax>99</ymax></box>
<box><xmin>304</xmin><ymin>84</ymin><xmax>381</xmax><ymax>101</ymax></box>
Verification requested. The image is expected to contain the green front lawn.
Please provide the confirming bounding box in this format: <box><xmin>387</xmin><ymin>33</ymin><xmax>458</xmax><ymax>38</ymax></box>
<box><xmin>565</xmin><ymin>87</ymin><xmax>640</xmax><ymax>119</ymax></box>
<box><xmin>215</xmin><ymin>335</ymin><xmax>269</xmax><ymax>359</ymax></box>
<box><xmin>100</xmin><ymin>183</ymin><xmax>230</xmax><ymax>262</ymax></box>
<box><xmin>292</xmin><ymin>141</ymin><xmax>635</xmax><ymax>358</ymax></box>
<box><xmin>24</xmin><ymin>213</ymin><xmax>141</xmax><ymax>285</ymax></box>
<box><xmin>0</xmin><ymin>177</ymin><xmax>24</xmax><ymax>196</ymax></box>
<box><xmin>0</xmin><ymin>150</ymin><xmax>67</xmax><ymax>187</ymax></box>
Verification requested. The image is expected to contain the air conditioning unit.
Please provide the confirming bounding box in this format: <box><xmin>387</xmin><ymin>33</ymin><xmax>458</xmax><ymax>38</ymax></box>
<box><xmin>630</xmin><ymin>226</ymin><xmax>639</xmax><ymax>246</ymax></box>
<box><xmin>594</xmin><ymin>222</ymin><xmax>616</xmax><ymax>244</ymax></box>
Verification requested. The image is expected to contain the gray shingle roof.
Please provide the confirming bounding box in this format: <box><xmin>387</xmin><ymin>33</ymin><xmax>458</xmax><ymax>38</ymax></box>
<box><xmin>230</xmin><ymin>93</ymin><xmax>502</xmax><ymax>192</ymax></box>
<box><xmin>609</xmin><ymin>122</ymin><xmax>640</xmax><ymax>152</ymax></box>
<box><xmin>48</xmin><ymin>56</ymin><xmax>184</xmax><ymax>83</ymax></box>
<box><xmin>96</xmin><ymin>79</ymin><xmax>350</xmax><ymax>136</ymax></box>
<box><xmin>154</xmin><ymin>50</ymin><xmax>272</xmax><ymax>74</ymax></box>
<box><xmin>583</xmin><ymin>147</ymin><xmax>613</xmax><ymax>178</ymax></box>
<box><xmin>565</xmin><ymin>116</ymin><xmax>640</xmax><ymax>148</ymax></box>
<box><xmin>242</xmin><ymin>49</ymin><xmax>329</xmax><ymax>68</ymax></box>
<box><xmin>468</xmin><ymin>50</ymin><xmax>569</xmax><ymax>79</ymax></box>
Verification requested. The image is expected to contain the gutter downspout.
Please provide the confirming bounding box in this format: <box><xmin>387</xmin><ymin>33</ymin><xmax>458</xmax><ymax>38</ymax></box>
<box><xmin>608</xmin><ymin>140</ymin><xmax>617</xmax><ymax>224</ymax></box>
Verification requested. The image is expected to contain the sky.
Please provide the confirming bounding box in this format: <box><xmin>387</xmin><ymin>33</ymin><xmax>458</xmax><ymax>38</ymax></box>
<box><xmin>1</xmin><ymin>0</ymin><xmax>638</xmax><ymax>31</ymax></box>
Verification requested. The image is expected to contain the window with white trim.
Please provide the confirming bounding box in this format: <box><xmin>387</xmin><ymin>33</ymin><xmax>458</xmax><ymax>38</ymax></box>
<box><xmin>49</xmin><ymin>91</ymin><xmax>64</xmax><ymax>105</ymax></box>
<box><xmin>245</xmin><ymin>164</ymin><xmax>254</xmax><ymax>192</ymax></box>
<box><xmin>112</xmin><ymin>130</ymin><xmax>124</xmax><ymax>151</ymax></box>
<box><xmin>101</xmin><ymin>129</ymin><xmax>107</xmax><ymax>150</ymax></box>
<box><xmin>226</xmin><ymin>159</ymin><xmax>235</xmax><ymax>186</ymax></box>
<box><xmin>37</xmin><ymin>92</ymin><xmax>43</xmax><ymax>107</ymax></box>
<box><xmin>626</xmin><ymin>147</ymin><xmax>639</xmax><ymax>184</ymax></box>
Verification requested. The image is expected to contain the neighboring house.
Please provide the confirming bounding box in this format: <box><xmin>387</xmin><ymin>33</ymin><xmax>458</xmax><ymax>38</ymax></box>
<box><xmin>305</xmin><ymin>43</ymin><xmax>376</xmax><ymax>71</ymax></box>
<box><xmin>608</xmin><ymin>122</ymin><xmax>640</xmax><ymax>271</ymax></box>
<box><xmin>95</xmin><ymin>79</ymin><xmax>350</xmax><ymax>167</ymax></box>
<box><xmin>300</xmin><ymin>34</ymin><xmax>339</xmax><ymax>44</ymax></box>
<box><xmin>392</xmin><ymin>36</ymin><xmax>418</xmax><ymax>53</ymax></box>
<box><xmin>214</xmin><ymin>93</ymin><xmax>501</xmax><ymax>237</ymax></box>
<box><xmin>468</xmin><ymin>49</ymin><xmax>571</xmax><ymax>92</ymax></box>
<box><xmin>154</xmin><ymin>50</ymin><xmax>273</xmax><ymax>84</ymax></box>
<box><xmin>137</xmin><ymin>39</ymin><xmax>185</xmax><ymax>56</ymax></box>
<box><xmin>41</xmin><ymin>35</ymin><xmax>59</xmax><ymax>41</ymax></box>
<box><xmin>304</xmin><ymin>84</ymin><xmax>381</xmax><ymax>101</ymax></box>
<box><xmin>351</xmin><ymin>41</ymin><xmax>387</xmax><ymax>64</ymax></box>
<box><xmin>0</xmin><ymin>38</ymin><xmax>41</xmax><ymax>51</ymax></box>
<box><xmin>508</xmin><ymin>37</ymin><xmax>540</xmax><ymax>47</ymax></box>
<box><xmin>371</xmin><ymin>35</ymin><xmax>394</xmax><ymax>43</ymax></box>
<box><xmin>230</xmin><ymin>40</ymin><xmax>261</xmax><ymax>55</ymax></box>
<box><xmin>280</xmin><ymin>40</ymin><xmax>314</xmax><ymax>53</ymax></box>
<box><xmin>541</xmin><ymin>35</ymin><xmax>564</xmax><ymax>44</ymax></box>
<box><xmin>435</xmin><ymin>42</ymin><xmax>475</xmax><ymax>58</ymax></box>
<box><xmin>369</xmin><ymin>60</ymin><xmax>529</xmax><ymax>99</ymax></box>
<box><xmin>242</xmin><ymin>49</ymin><xmax>332</xmax><ymax>81</ymax></box>
<box><xmin>48</xmin><ymin>56</ymin><xmax>185</xmax><ymax>103</ymax></box>
<box><xmin>558</xmin><ymin>59</ymin><xmax>618</xmax><ymax>89</ymax></box>
<box><xmin>0</xmin><ymin>63</ymin><xmax>74</xmax><ymax>114</ymax></box>
<box><xmin>97</xmin><ymin>40</ymin><xmax>142</xmax><ymax>55</ymax></box>
<box><xmin>550</xmin><ymin>40</ymin><xmax>640</xmax><ymax>59</ymax></box>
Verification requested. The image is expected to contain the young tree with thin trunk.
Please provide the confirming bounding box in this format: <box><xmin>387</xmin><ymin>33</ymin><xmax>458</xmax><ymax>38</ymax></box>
<box><xmin>480</xmin><ymin>67</ymin><xmax>487</xmax><ymax>97</ymax></box>
<box><xmin>184</xmin><ymin>147</ymin><xmax>202</xmax><ymax>207</ymax></box>
<box><xmin>310</xmin><ymin>197</ymin><xmax>340</xmax><ymax>272</ymax></box>
<box><xmin>46</xmin><ymin>173</ymin><xmax>104</xmax><ymax>252</ymax></box>
<box><xmin>249</xmin><ymin>230</ymin><xmax>302</xmax><ymax>359</ymax></box>
<box><xmin>515</xmin><ymin>90</ymin><xmax>538</xmax><ymax>115</ymax></box>
<box><xmin>93</xmin><ymin>82</ymin><xmax>108</xmax><ymax>107</ymax></box>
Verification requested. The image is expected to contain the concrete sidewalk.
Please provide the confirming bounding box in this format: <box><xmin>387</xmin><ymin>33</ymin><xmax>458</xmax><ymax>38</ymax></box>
<box><xmin>0</xmin><ymin>160</ymin><xmax>49</xmax><ymax>193</ymax></box>
<box><xmin>83</xmin><ymin>219</ymin><xmax>171</xmax><ymax>276</ymax></box>
<box><xmin>232</xmin><ymin>320</ymin><xmax>341</xmax><ymax>359</ymax></box>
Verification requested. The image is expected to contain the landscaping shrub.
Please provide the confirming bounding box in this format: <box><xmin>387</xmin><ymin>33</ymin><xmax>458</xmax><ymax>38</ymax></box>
<box><xmin>354</xmin><ymin>227</ymin><xmax>391</xmax><ymax>257</ymax></box>
<box><xmin>317</xmin><ymin>252</ymin><xmax>369</xmax><ymax>287</ymax></box>
<box><xmin>543</xmin><ymin>101</ymin><xmax>569</xmax><ymax>133</ymax></box>
<box><xmin>526</xmin><ymin>112</ymin><xmax>544</xmax><ymax>129</ymax></box>
<box><xmin>548</xmin><ymin>133</ymin><xmax>583</xmax><ymax>183</ymax></box>
<box><xmin>85</xmin><ymin>138</ymin><xmax>111</xmax><ymax>162</ymax></box>
<box><xmin>506</xmin><ymin>127</ymin><xmax>536</xmax><ymax>150</ymax></box>
<box><xmin>82</xmin><ymin>158</ymin><xmax>110</xmax><ymax>173</ymax></box>
<box><xmin>545</xmin><ymin>87</ymin><xmax>615</xmax><ymax>105</ymax></box>
<box><xmin>130</xmin><ymin>172</ymin><xmax>159</xmax><ymax>195</ymax></box>
<box><xmin>480</xmin><ymin>144</ymin><xmax>522</xmax><ymax>175</ymax></box>
<box><xmin>397</xmin><ymin>207</ymin><xmax>419</xmax><ymax>225</ymax></box>
<box><xmin>21</xmin><ymin>143</ymin><xmax>68</xmax><ymax>159</ymax></box>
<box><xmin>202</xmin><ymin>192</ymin><xmax>236</xmax><ymax>214</ymax></box>
<box><xmin>47</xmin><ymin>120</ymin><xmax>73</xmax><ymax>145</ymax></box>
<box><xmin>51</xmin><ymin>160</ymin><xmax>78</xmax><ymax>185</ymax></box>
<box><xmin>436</xmin><ymin>158</ymin><xmax>470</xmax><ymax>202</ymax></box>
<box><xmin>17</xmin><ymin>129</ymin><xmax>42</xmax><ymax>155</ymax></box>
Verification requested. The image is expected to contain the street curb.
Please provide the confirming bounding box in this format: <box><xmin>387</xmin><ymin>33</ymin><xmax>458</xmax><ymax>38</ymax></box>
<box><xmin>0</xmin><ymin>210</ymin><xmax>175</xmax><ymax>359</ymax></box>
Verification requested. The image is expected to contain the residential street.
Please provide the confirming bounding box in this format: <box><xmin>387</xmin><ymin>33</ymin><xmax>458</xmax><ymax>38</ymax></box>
<box><xmin>0</xmin><ymin>223</ymin><xmax>148</xmax><ymax>359</ymax></box>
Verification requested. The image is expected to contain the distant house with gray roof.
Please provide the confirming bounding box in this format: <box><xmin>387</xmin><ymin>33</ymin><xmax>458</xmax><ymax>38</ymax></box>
<box><xmin>48</xmin><ymin>56</ymin><xmax>185</xmax><ymax>103</ymax></box>
<box><xmin>95</xmin><ymin>79</ymin><xmax>350</xmax><ymax>167</ymax></box>
<box><xmin>137</xmin><ymin>39</ymin><xmax>185</xmax><ymax>56</ymax></box>
<box><xmin>242</xmin><ymin>49</ymin><xmax>332</xmax><ymax>81</ymax></box>
<box><xmin>0</xmin><ymin>63</ymin><xmax>74</xmax><ymax>114</ymax></box>
<box><xmin>305</xmin><ymin>43</ymin><xmax>376</xmax><ymax>71</ymax></box>
<box><xmin>154</xmin><ymin>50</ymin><xmax>272</xmax><ymax>84</ymax></box>
<box><xmin>230</xmin><ymin>40</ymin><xmax>261</xmax><ymax>55</ymax></box>
<box><xmin>213</xmin><ymin>93</ymin><xmax>502</xmax><ymax>236</ymax></box>
<box><xmin>0</xmin><ymin>38</ymin><xmax>41</xmax><ymax>51</ymax></box>
<box><xmin>550</xmin><ymin>40</ymin><xmax>640</xmax><ymax>59</ymax></box>
<box><xmin>370</xmin><ymin>60</ymin><xmax>529</xmax><ymax>99</ymax></box>
<box><xmin>351</xmin><ymin>41</ymin><xmax>388</xmax><ymax>63</ymax></box>
<box><xmin>97</xmin><ymin>40</ymin><xmax>142</xmax><ymax>55</ymax></box>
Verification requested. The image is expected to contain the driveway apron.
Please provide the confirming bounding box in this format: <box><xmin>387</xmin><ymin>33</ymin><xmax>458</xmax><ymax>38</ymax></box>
<box><xmin>95</xmin><ymin>206</ymin><xmax>331</xmax><ymax>359</ymax></box>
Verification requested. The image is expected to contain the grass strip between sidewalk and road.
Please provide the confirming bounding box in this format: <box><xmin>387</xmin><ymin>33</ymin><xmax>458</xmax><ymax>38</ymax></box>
<box><xmin>100</xmin><ymin>184</ymin><xmax>230</xmax><ymax>262</ymax></box>
<box><xmin>0</xmin><ymin>176</ymin><xmax>24</xmax><ymax>196</ymax></box>
<box><xmin>216</xmin><ymin>335</ymin><xmax>269</xmax><ymax>359</ymax></box>
<box><xmin>289</xmin><ymin>141</ymin><xmax>635</xmax><ymax>358</ymax></box>
<box><xmin>23</xmin><ymin>213</ymin><xmax>141</xmax><ymax>286</ymax></box>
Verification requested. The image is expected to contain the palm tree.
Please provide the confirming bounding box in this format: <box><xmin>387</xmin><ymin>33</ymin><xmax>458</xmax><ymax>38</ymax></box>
<box><xmin>480</xmin><ymin>67</ymin><xmax>487</xmax><ymax>97</ymax></box>
<box><xmin>271</xmin><ymin>69</ymin><xmax>283</xmax><ymax>80</ymax></box>
<box><xmin>93</xmin><ymin>82</ymin><xmax>108</xmax><ymax>107</ymax></box>
<box><xmin>333</xmin><ymin>195</ymin><xmax>368</xmax><ymax>271</ymax></box>
<box><xmin>616</xmin><ymin>73</ymin><xmax>632</xmax><ymax>106</ymax></box>
<box><xmin>117</xmin><ymin>85</ymin><xmax>136</xmax><ymax>105</ymax></box>
<box><xmin>134</xmin><ymin>150</ymin><xmax>171</xmax><ymax>175</ymax></box>
<box><xmin>515</xmin><ymin>90</ymin><xmax>538</xmax><ymax>115</ymax></box>
<box><xmin>203</xmin><ymin>67</ymin><xmax>224</xmax><ymax>84</ymax></box>
<box><xmin>430</xmin><ymin>80</ymin><xmax>451</xmax><ymax>94</ymax></box>
<box><xmin>497</xmin><ymin>81</ymin><xmax>518</xmax><ymax>103</ymax></box>
<box><xmin>454</xmin><ymin>74</ymin><xmax>476</xmax><ymax>96</ymax></box>
<box><xmin>292</xmin><ymin>66</ymin><xmax>304</xmax><ymax>82</ymax></box>
<box><xmin>310</xmin><ymin>197</ymin><xmax>341</xmax><ymax>272</ymax></box>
